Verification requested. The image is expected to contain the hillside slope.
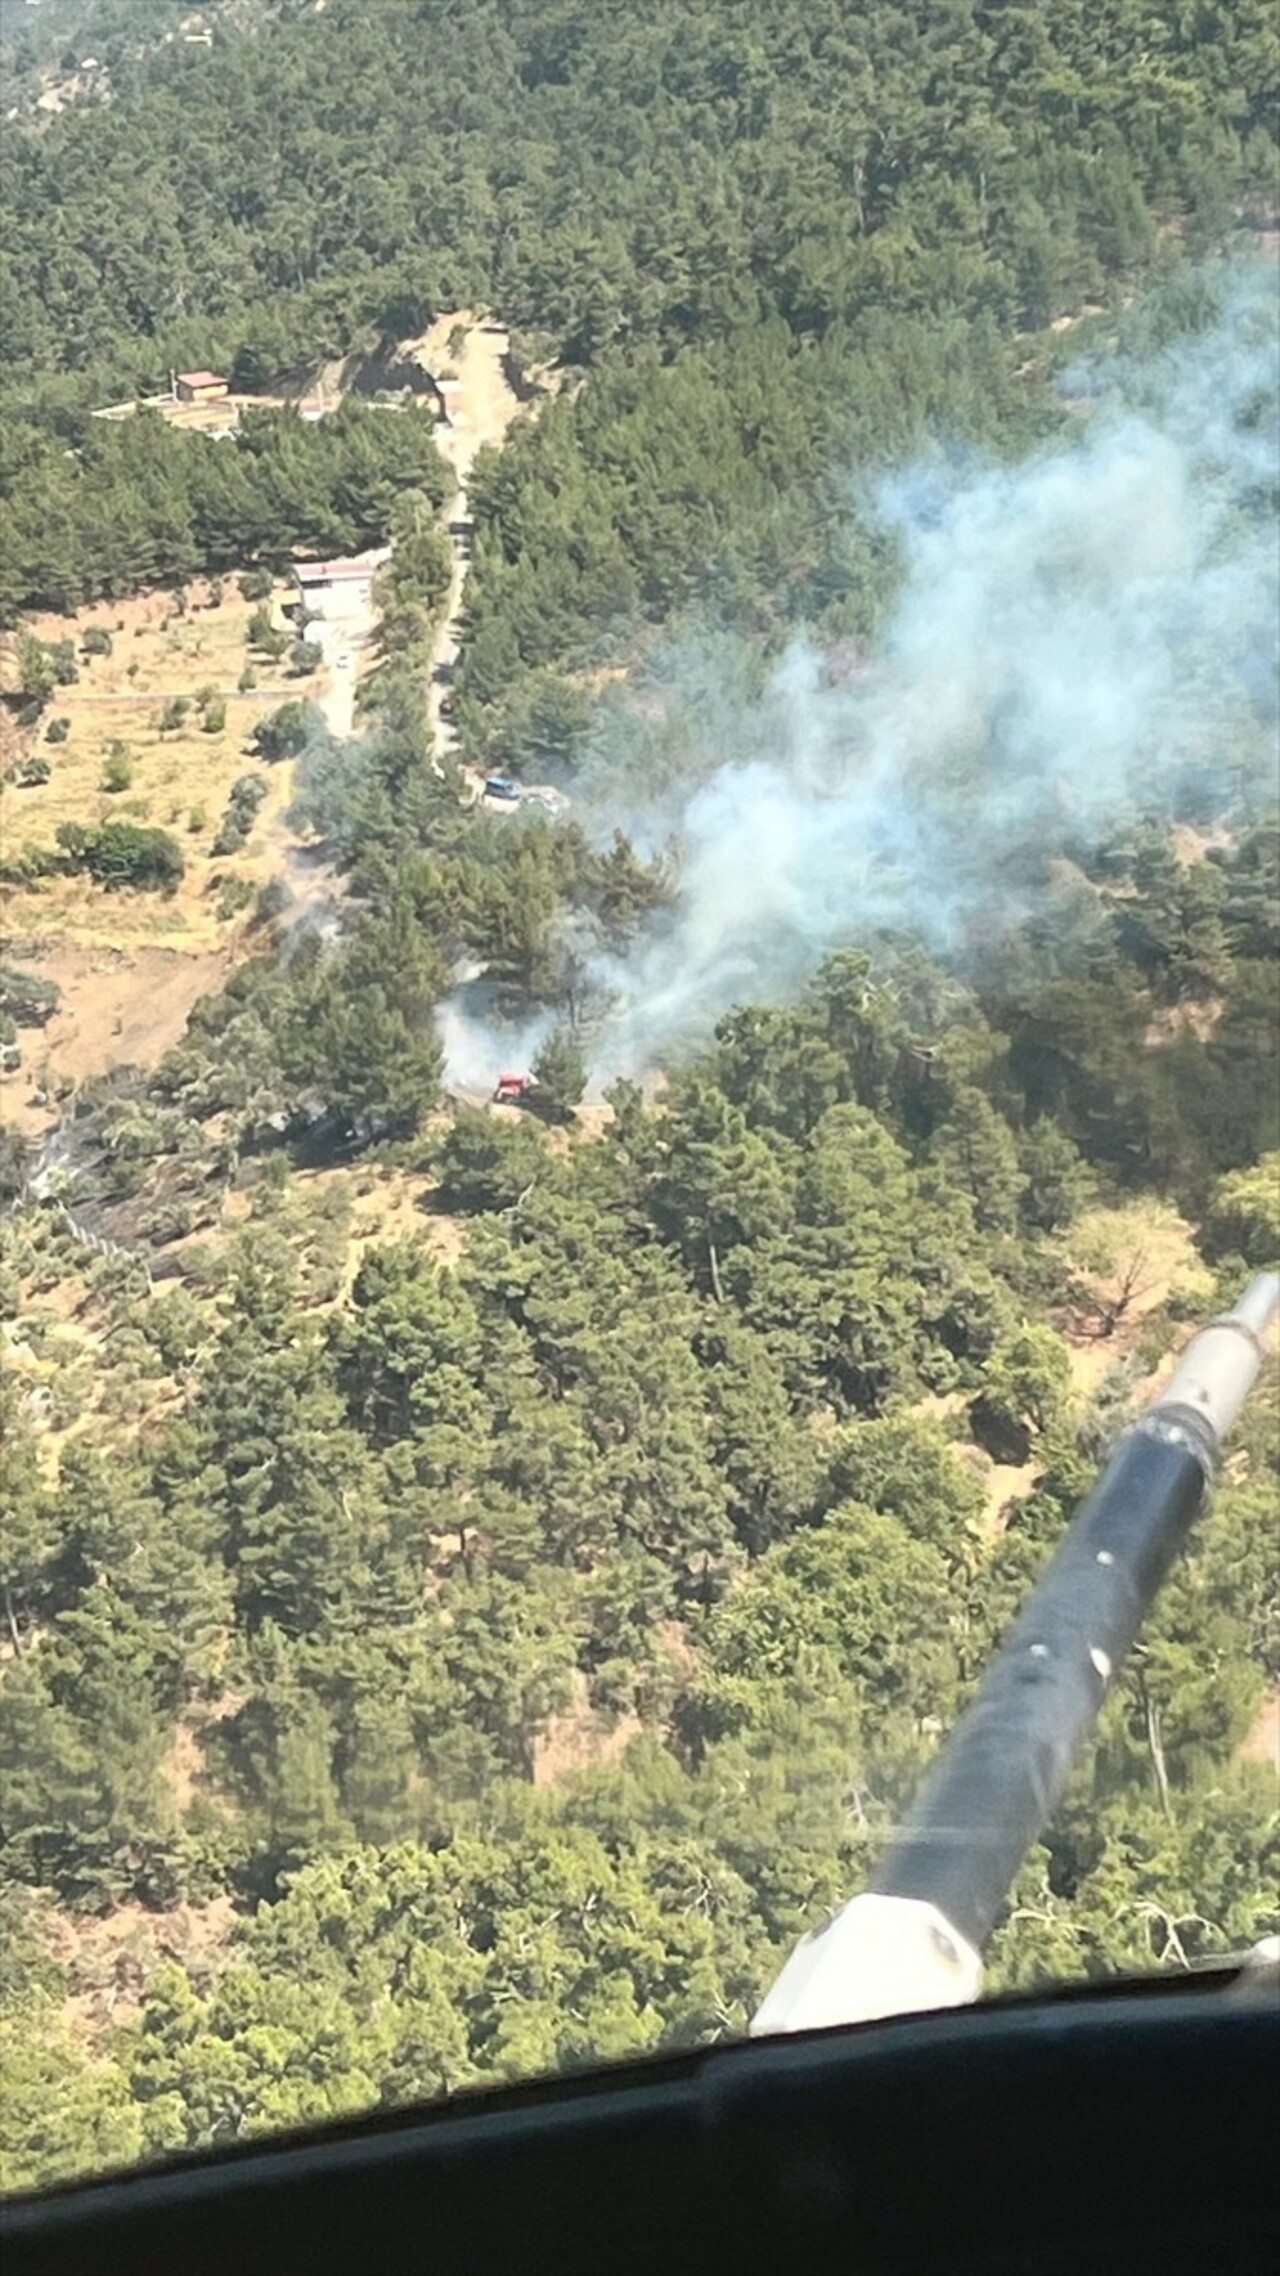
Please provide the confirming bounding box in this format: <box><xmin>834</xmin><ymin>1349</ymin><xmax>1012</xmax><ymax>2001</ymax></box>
<box><xmin>0</xmin><ymin>0</ymin><xmax>1277</xmax><ymax>2206</ymax></box>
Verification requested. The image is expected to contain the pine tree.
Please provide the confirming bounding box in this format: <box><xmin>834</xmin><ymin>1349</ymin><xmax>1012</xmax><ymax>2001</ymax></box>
<box><xmin>532</xmin><ymin>1025</ymin><xmax>587</xmax><ymax>1122</ymax></box>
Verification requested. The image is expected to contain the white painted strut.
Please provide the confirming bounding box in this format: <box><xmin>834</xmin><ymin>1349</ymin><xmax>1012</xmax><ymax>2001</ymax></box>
<box><xmin>749</xmin><ymin>1894</ymin><xmax>982</xmax><ymax>2037</ymax></box>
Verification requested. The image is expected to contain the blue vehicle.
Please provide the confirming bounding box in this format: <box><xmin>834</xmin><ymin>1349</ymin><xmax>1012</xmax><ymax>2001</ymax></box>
<box><xmin>485</xmin><ymin>774</ymin><xmax>521</xmax><ymax>802</ymax></box>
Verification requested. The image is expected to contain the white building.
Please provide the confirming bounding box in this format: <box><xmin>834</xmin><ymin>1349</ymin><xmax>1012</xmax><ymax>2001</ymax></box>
<box><xmin>291</xmin><ymin>550</ymin><xmax>389</xmax><ymax>627</ymax></box>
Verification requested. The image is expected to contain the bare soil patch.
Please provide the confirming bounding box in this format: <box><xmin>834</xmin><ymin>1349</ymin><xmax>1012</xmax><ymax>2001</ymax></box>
<box><xmin>3</xmin><ymin>941</ymin><xmax>232</xmax><ymax>1139</ymax></box>
<box><xmin>532</xmin><ymin>1671</ymin><xmax>642</xmax><ymax>1787</ymax></box>
<box><xmin>407</xmin><ymin>311</ymin><xmax>527</xmax><ymax>476</ymax></box>
<box><xmin>1240</xmin><ymin>1688</ymin><xmax>1280</xmax><ymax>1785</ymax></box>
<box><xmin>1170</xmin><ymin>822</ymin><xmax>1234</xmax><ymax>867</ymax></box>
<box><xmin>970</xmin><ymin>1449</ymin><xmax>1043</xmax><ymax>1538</ymax></box>
<box><xmin>49</xmin><ymin>1897</ymin><xmax>238</xmax><ymax>2045</ymax></box>
<box><xmin>1144</xmin><ymin>995</ymin><xmax>1225</xmax><ymax>1047</ymax></box>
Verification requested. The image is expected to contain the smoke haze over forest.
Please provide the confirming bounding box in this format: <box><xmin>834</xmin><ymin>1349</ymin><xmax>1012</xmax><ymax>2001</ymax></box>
<box><xmin>439</xmin><ymin>267</ymin><xmax>1278</xmax><ymax>1091</ymax></box>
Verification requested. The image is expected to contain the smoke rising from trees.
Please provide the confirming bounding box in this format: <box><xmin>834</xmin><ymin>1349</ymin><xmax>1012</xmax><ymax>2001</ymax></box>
<box><xmin>437</xmin><ymin>268</ymin><xmax>1278</xmax><ymax>1092</ymax></box>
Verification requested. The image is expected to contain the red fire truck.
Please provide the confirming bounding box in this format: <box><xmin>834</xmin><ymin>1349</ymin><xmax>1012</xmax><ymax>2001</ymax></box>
<box><xmin>493</xmin><ymin>1072</ymin><xmax>537</xmax><ymax>1105</ymax></box>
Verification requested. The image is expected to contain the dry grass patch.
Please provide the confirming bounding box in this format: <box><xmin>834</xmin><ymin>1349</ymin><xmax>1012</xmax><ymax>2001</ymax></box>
<box><xmin>291</xmin><ymin>1162</ymin><xmax>467</xmax><ymax>1300</ymax></box>
<box><xmin>1</xmin><ymin>576</ymin><xmax>327</xmax><ymax>1131</ymax></box>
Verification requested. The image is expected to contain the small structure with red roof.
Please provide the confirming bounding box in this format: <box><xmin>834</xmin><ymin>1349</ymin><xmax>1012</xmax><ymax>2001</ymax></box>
<box><xmin>174</xmin><ymin>370</ymin><xmax>229</xmax><ymax>404</ymax></box>
<box><xmin>290</xmin><ymin>549</ymin><xmax>391</xmax><ymax>627</ymax></box>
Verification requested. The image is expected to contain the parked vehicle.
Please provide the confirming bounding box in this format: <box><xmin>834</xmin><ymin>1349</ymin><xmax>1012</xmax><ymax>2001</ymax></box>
<box><xmin>493</xmin><ymin>1072</ymin><xmax>537</xmax><ymax>1105</ymax></box>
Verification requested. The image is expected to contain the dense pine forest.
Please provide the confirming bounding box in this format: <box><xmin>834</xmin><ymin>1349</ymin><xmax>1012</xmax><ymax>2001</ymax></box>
<box><xmin>1</xmin><ymin>0</ymin><xmax>1278</xmax><ymax>2196</ymax></box>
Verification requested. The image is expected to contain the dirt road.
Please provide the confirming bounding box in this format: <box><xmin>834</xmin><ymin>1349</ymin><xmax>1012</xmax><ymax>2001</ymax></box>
<box><xmin>301</xmin><ymin>318</ymin><xmax>532</xmax><ymax>768</ymax></box>
<box><xmin>320</xmin><ymin>655</ymin><xmax>357</xmax><ymax>739</ymax></box>
<box><xmin>313</xmin><ymin>565</ymin><xmax>383</xmax><ymax>739</ymax></box>
<box><xmin>414</xmin><ymin>317</ymin><xmax>525</xmax><ymax>768</ymax></box>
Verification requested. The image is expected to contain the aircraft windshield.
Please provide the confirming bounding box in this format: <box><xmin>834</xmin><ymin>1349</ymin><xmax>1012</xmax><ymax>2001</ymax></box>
<box><xmin>0</xmin><ymin>0</ymin><xmax>1276</xmax><ymax>2202</ymax></box>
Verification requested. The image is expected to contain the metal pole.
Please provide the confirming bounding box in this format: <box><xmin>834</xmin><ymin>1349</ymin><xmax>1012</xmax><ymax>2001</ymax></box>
<box><xmin>751</xmin><ymin>1274</ymin><xmax>1279</xmax><ymax>2036</ymax></box>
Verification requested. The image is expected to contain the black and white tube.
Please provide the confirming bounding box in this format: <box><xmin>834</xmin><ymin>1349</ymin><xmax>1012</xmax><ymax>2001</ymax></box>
<box><xmin>751</xmin><ymin>1274</ymin><xmax>1279</xmax><ymax>2035</ymax></box>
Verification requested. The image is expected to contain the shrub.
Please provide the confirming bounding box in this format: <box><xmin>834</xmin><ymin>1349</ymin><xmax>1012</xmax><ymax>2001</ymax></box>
<box><xmin>212</xmin><ymin>771</ymin><xmax>268</xmax><ymax>855</ymax></box>
<box><xmin>101</xmin><ymin>748</ymin><xmax>133</xmax><ymax>793</ymax></box>
<box><xmin>203</xmin><ymin>697</ymin><xmax>227</xmax><ymax>734</ymax></box>
<box><xmin>255</xmin><ymin>877</ymin><xmax>290</xmax><ymax>924</ymax></box>
<box><xmin>45</xmin><ymin>719</ymin><xmax>70</xmax><ymax>745</ymax></box>
<box><xmin>0</xmin><ymin>964</ymin><xmax>60</xmax><ymax>1026</ymax></box>
<box><xmin>56</xmin><ymin>820</ymin><xmax>185</xmax><ymax>894</ymax></box>
<box><xmin>100</xmin><ymin>741</ymin><xmax>132</xmax><ymax>796</ymax></box>
<box><xmin>15</xmin><ymin>633</ymin><xmax>55</xmax><ymax>705</ymax></box>
<box><xmin>81</xmin><ymin>626</ymin><xmax>113</xmax><ymax>658</ymax></box>
<box><xmin>230</xmin><ymin>773</ymin><xmax>269</xmax><ymax>816</ymax></box>
<box><xmin>239</xmin><ymin>567</ymin><xmax>273</xmax><ymax>602</ymax></box>
<box><xmin>251</xmin><ymin>701</ymin><xmax>310</xmax><ymax>761</ymax></box>
<box><xmin>141</xmin><ymin>1197</ymin><xmax>203</xmax><ymax>1245</ymax></box>
<box><xmin>0</xmin><ymin>841</ymin><xmax>58</xmax><ymax>880</ymax></box>
<box><xmin>1202</xmin><ymin>1156</ymin><xmax>1280</xmax><ymax>1268</ymax></box>
<box><xmin>217</xmin><ymin>875</ymin><xmax>257</xmax><ymax>921</ymax></box>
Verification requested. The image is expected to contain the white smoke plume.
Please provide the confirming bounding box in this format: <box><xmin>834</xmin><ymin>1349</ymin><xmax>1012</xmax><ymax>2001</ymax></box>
<box><xmin>277</xmin><ymin>844</ymin><xmax>347</xmax><ymax>958</ymax></box>
<box><xmin>440</xmin><ymin>265</ymin><xmax>1278</xmax><ymax>1093</ymax></box>
<box><xmin>436</xmin><ymin>972</ymin><xmax>555</xmax><ymax>1097</ymax></box>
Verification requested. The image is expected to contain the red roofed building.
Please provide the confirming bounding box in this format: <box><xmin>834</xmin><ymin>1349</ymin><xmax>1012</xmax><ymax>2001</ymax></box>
<box><xmin>174</xmin><ymin>370</ymin><xmax>229</xmax><ymax>404</ymax></box>
<box><xmin>293</xmin><ymin>556</ymin><xmax>388</xmax><ymax>591</ymax></box>
<box><xmin>290</xmin><ymin>550</ymin><xmax>390</xmax><ymax>631</ymax></box>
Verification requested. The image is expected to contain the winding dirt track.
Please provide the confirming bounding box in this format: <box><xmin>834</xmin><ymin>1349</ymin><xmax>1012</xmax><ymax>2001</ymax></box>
<box><xmin>414</xmin><ymin>318</ymin><xmax>525</xmax><ymax>768</ymax></box>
